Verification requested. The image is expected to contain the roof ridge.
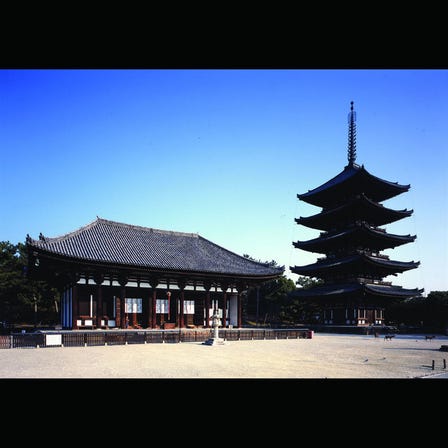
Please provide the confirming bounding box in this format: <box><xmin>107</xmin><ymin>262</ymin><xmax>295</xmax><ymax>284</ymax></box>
<box><xmin>30</xmin><ymin>217</ymin><xmax>100</xmax><ymax>243</ymax></box>
<box><xmin>298</xmin><ymin>164</ymin><xmax>410</xmax><ymax>204</ymax></box>
<box><xmin>32</xmin><ymin>217</ymin><xmax>200</xmax><ymax>243</ymax></box>
<box><xmin>362</xmin><ymin>165</ymin><xmax>411</xmax><ymax>190</ymax></box>
<box><xmin>96</xmin><ymin>217</ymin><xmax>199</xmax><ymax>238</ymax></box>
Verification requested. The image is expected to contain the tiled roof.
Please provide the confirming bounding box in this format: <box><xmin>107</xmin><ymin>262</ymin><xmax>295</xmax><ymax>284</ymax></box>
<box><xmin>298</xmin><ymin>164</ymin><xmax>410</xmax><ymax>207</ymax></box>
<box><xmin>292</xmin><ymin>282</ymin><xmax>423</xmax><ymax>299</ymax></box>
<box><xmin>290</xmin><ymin>253</ymin><xmax>420</xmax><ymax>277</ymax></box>
<box><xmin>296</xmin><ymin>193</ymin><xmax>413</xmax><ymax>231</ymax></box>
<box><xmin>27</xmin><ymin>218</ymin><xmax>283</xmax><ymax>278</ymax></box>
<box><xmin>293</xmin><ymin>223</ymin><xmax>416</xmax><ymax>253</ymax></box>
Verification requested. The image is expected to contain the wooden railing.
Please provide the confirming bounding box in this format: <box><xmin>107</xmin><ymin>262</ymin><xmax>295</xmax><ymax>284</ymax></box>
<box><xmin>0</xmin><ymin>328</ymin><xmax>313</xmax><ymax>349</ymax></box>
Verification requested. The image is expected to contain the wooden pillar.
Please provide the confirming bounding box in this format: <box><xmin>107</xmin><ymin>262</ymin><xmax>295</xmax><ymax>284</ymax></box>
<box><xmin>115</xmin><ymin>293</ymin><xmax>121</xmax><ymax>328</ymax></box>
<box><xmin>237</xmin><ymin>284</ymin><xmax>245</xmax><ymax>328</ymax></box>
<box><xmin>121</xmin><ymin>291</ymin><xmax>126</xmax><ymax>329</ymax></box>
<box><xmin>97</xmin><ymin>284</ymin><xmax>103</xmax><ymax>328</ymax></box>
<box><xmin>177</xmin><ymin>280</ymin><xmax>186</xmax><ymax>328</ymax></box>
<box><xmin>146</xmin><ymin>289</ymin><xmax>152</xmax><ymax>328</ymax></box>
<box><xmin>72</xmin><ymin>283</ymin><xmax>79</xmax><ymax>329</ymax></box>
<box><xmin>136</xmin><ymin>278</ymin><xmax>144</xmax><ymax>328</ymax></box>
<box><xmin>149</xmin><ymin>278</ymin><xmax>158</xmax><ymax>328</ymax></box>
<box><xmin>179</xmin><ymin>290</ymin><xmax>184</xmax><ymax>328</ymax></box>
<box><xmin>119</xmin><ymin>275</ymin><xmax>127</xmax><ymax>329</ymax></box>
<box><xmin>204</xmin><ymin>281</ymin><xmax>211</xmax><ymax>328</ymax></box>
<box><xmin>221</xmin><ymin>282</ymin><xmax>228</xmax><ymax>328</ymax></box>
<box><xmin>237</xmin><ymin>292</ymin><xmax>242</xmax><ymax>328</ymax></box>
<box><xmin>152</xmin><ymin>289</ymin><xmax>157</xmax><ymax>328</ymax></box>
<box><xmin>94</xmin><ymin>273</ymin><xmax>104</xmax><ymax>329</ymax></box>
<box><xmin>166</xmin><ymin>291</ymin><xmax>172</xmax><ymax>322</ymax></box>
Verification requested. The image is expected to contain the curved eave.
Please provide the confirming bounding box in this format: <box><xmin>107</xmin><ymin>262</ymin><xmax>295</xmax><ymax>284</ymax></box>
<box><xmin>292</xmin><ymin>283</ymin><xmax>361</xmax><ymax>298</ymax></box>
<box><xmin>290</xmin><ymin>254</ymin><xmax>420</xmax><ymax>277</ymax></box>
<box><xmin>293</xmin><ymin>225</ymin><xmax>416</xmax><ymax>254</ymax></box>
<box><xmin>364</xmin><ymin>283</ymin><xmax>424</xmax><ymax>298</ymax></box>
<box><xmin>27</xmin><ymin>245</ymin><xmax>284</xmax><ymax>282</ymax></box>
<box><xmin>297</xmin><ymin>164</ymin><xmax>410</xmax><ymax>208</ymax></box>
<box><xmin>296</xmin><ymin>194</ymin><xmax>413</xmax><ymax>231</ymax></box>
<box><xmin>292</xmin><ymin>282</ymin><xmax>423</xmax><ymax>299</ymax></box>
<box><xmin>25</xmin><ymin>217</ymin><xmax>284</xmax><ymax>279</ymax></box>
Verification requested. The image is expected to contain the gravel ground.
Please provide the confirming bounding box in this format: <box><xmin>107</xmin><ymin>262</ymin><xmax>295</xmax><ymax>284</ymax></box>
<box><xmin>1</xmin><ymin>332</ymin><xmax>447</xmax><ymax>379</ymax></box>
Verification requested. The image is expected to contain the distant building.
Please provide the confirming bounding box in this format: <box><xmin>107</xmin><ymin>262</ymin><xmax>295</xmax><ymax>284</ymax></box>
<box><xmin>26</xmin><ymin>218</ymin><xmax>283</xmax><ymax>329</ymax></box>
<box><xmin>291</xmin><ymin>102</ymin><xmax>423</xmax><ymax>326</ymax></box>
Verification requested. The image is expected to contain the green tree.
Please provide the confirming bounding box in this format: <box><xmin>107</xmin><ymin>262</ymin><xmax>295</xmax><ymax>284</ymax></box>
<box><xmin>425</xmin><ymin>291</ymin><xmax>448</xmax><ymax>330</ymax></box>
<box><xmin>0</xmin><ymin>241</ymin><xmax>25</xmax><ymax>325</ymax></box>
<box><xmin>264</xmin><ymin>276</ymin><xmax>297</xmax><ymax>325</ymax></box>
<box><xmin>385</xmin><ymin>291</ymin><xmax>448</xmax><ymax>331</ymax></box>
<box><xmin>282</xmin><ymin>276</ymin><xmax>324</xmax><ymax>324</ymax></box>
<box><xmin>295</xmin><ymin>275</ymin><xmax>323</xmax><ymax>289</ymax></box>
<box><xmin>0</xmin><ymin>241</ymin><xmax>59</xmax><ymax>330</ymax></box>
<box><xmin>242</xmin><ymin>255</ymin><xmax>296</xmax><ymax>326</ymax></box>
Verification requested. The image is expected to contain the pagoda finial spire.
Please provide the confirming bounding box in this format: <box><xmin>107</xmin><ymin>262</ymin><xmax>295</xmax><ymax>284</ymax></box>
<box><xmin>347</xmin><ymin>101</ymin><xmax>357</xmax><ymax>166</ymax></box>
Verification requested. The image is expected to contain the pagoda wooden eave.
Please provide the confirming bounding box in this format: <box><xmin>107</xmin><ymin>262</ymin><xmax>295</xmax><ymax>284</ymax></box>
<box><xmin>291</xmin><ymin>282</ymin><xmax>423</xmax><ymax>301</ymax></box>
<box><xmin>290</xmin><ymin>253</ymin><xmax>420</xmax><ymax>279</ymax></box>
<box><xmin>297</xmin><ymin>164</ymin><xmax>410</xmax><ymax>208</ymax></box>
<box><xmin>295</xmin><ymin>193</ymin><xmax>413</xmax><ymax>231</ymax></box>
<box><xmin>293</xmin><ymin>223</ymin><xmax>416</xmax><ymax>254</ymax></box>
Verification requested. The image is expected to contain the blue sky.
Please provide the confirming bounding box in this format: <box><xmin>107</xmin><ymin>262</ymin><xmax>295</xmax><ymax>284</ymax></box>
<box><xmin>1</xmin><ymin>69</ymin><xmax>447</xmax><ymax>294</ymax></box>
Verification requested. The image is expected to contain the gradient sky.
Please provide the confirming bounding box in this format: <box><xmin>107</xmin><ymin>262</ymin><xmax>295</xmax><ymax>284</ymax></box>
<box><xmin>1</xmin><ymin>69</ymin><xmax>447</xmax><ymax>294</ymax></box>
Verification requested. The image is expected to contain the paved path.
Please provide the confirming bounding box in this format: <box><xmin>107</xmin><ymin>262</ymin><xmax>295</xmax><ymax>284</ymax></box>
<box><xmin>1</xmin><ymin>333</ymin><xmax>447</xmax><ymax>379</ymax></box>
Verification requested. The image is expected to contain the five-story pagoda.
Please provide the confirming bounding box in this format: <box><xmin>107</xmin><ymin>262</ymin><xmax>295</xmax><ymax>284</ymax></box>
<box><xmin>291</xmin><ymin>102</ymin><xmax>423</xmax><ymax>327</ymax></box>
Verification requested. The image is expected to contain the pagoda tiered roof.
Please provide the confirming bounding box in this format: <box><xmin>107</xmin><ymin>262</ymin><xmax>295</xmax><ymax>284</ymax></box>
<box><xmin>292</xmin><ymin>282</ymin><xmax>423</xmax><ymax>301</ymax></box>
<box><xmin>291</xmin><ymin>252</ymin><xmax>420</xmax><ymax>279</ymax></box>
<box><xmin>295</xmin><ymin>193</ymin><xmax>413</xmax><ymax>231</ymax></box>
<box><xmin>297</xmin><ymin>164</ymin><xmax>410</xmax><ymax>209</ymax></box>
<box><xmin>293</xmin><ymin>222</ymin><xmax>416</xmax><ymax>254</ymax></box>
<box><xmin>291</xmin><ymin>102</ymin><xmax>423</xmax><ymax>313</ymax></box>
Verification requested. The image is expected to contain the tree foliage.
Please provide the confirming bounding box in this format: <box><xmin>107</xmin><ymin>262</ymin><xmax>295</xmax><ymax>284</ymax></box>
<box><xmin>282</xmin><ymin>276</ymin><xmax>323</xmax><ymax>324</ymax></box>
<box><xmin>295</xmin><ymin>275</ymin><xmax>323</xmax><ymax>289</ymax></box>
<box><xmin>242</xmin><ymin>255</ymin><xmax>295</xmax><ymax>325</ymax></box>
<box><xmin>386</xmin><ymin>291</ymin><xmax>448</xmax><ymax>330</ymax></box>
<box><xmin>0</xmin><ymin>241</ymin><xmax>59</xmax><ymax>329</ymax></box>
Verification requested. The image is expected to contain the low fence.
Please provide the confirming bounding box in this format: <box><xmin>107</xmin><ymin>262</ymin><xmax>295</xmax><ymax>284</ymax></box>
<box><xmin>0</xmin><ymin>328</ymin><xmax>312</xmax><ymax>349</ymax></box>
<box><xmin>307</xmin><ymin>324</ymin><xmax>398</xmax><ymax>335</ymax></box>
